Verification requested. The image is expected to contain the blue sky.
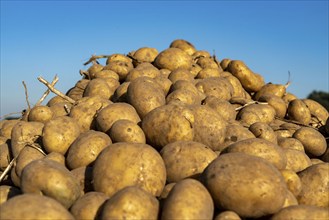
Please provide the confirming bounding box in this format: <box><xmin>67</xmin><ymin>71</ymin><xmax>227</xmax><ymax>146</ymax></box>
<box><xmin>1</xmin><ymin>1</ymin><xmax>328</xmax><ymax>117</ymax></box>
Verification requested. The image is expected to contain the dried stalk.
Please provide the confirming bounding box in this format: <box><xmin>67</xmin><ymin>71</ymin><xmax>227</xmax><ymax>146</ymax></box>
<box><xmin>0</xmin><ymin>157</ymin><xmax>16</xmax><ymax>183</ymax></box>
<box><xmin>26</xmin><ymin>143</ymin><xmax>47</xmax><ymax>156</ymax></box>
<box><xmin>0</xmin><ymin>112</ymin><xmax>23</xmax><ymax>120</ymax></box>
<box><xmin>35</xmin><ymin>75</ymin><xmax>59</xmax><ymax>106</ymax></box>
<box><xmin>83</xmin><ymin>55</ymin><xmax>110</xmax><ymax>66</ymax></box>
<box><xmin>22</xmin><ymin>81</ymin><xmax>31</xmax><ymax>110</ymax></box>
<box><xmin>37</xmin><ymin>76</ymin><xmax>75</xmax><ymax>104</ymax></box>
<box><xmin>235</xmin><ymin>101</ymin><xmax>268</xmax><ymax>111</ymax></box>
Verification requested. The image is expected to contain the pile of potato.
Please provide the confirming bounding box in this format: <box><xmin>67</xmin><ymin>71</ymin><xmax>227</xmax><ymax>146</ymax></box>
<box><xmin>0</xmin><ymin>39</ymin><xmax>329</xmax><ymax>220</ymax></box>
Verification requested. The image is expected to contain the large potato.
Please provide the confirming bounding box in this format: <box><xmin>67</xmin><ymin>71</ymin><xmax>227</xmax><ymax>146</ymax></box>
<box><xmin>160</xmin><ymin>141</ymin><xmax>217</xmax><ymax>183</ymax></box>
<box><xmin>100</xmin><ymin>186</ymin><xmax>159</xmax><ymax>220</ymax></box>
<box><xmin>83</xmin><ymin>78</ymin><xmax>118</xmax><ymax>99</ymax></box>
<box><xmin>93</xmin><ymin>142</ymin><xmax>166</xmax><ymax>198</ymax></box>
<box><xmin>254</xmin><ymin>82</ymin><xmax>287</xmax><ymax>100</ymax></box>
<box><xmin>20</xmin><ymin>159</ymin><xmax>81</xmax><ymax>208</ymax></box>
<box><xmin>70</xmin><ymin>166</ymin><xmax>93</xmax><ymax>195</ymax></box>
<box><xmin>202</xmin><ymin>152</ymin><xmax>287</xmax><ymax>218</ymax></box>
<box><xmin>103</xmin><ymin>60</ymin><xmax>134</xmax><ymax>81</ymax></box>
<box><xmin>129</xmin><ymin>47</ymin><xmax>158</xmax><ymax>63</ymax></box>
<box><xmin>66</xmin><ymin>130</ymin><xmax>112</xmax><ymax>169</ymax></box>
<box><xmin>0</xmin><ymin>194</ymin><xmax>74</xmax><ymax>220</ymax></box>
<box><xmin>154</xmin><ymin>48</ymin><xmax>193</xmax><ymax>71</ymax></box>
<box><xmin>42</xmin><ymin>116</ymin><xmax>81</xmax><ymax>155</ymax></box>
<box><xmin>270</xmin><ymin>205</ymin><xmax>329</xmax><ymax>220</ymax></box>
<box><xmin>161</xmin><ymin>178</ymin><xmax>214</xmax><ymax>220</ymax></box>
<box><xmin>258</xmin><ymin>94</ymin><xmax>287</xmax><ymax>118</ymax></box>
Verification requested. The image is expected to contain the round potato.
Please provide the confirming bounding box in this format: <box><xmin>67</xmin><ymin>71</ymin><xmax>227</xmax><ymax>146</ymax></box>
<box><xmin>271</xmin><ymin>205</ymin><xmax>329</xmax><ymax>220</ymax></box>
<box><xmin>15</xmin><ymin>145</ymin><xmax>45</xmax><ymax>177</ymax></box>
<box><xmin>249</xmin><ymin>122</ymin><xmax>277</xmax><ymax>144</ymax></box>
<box><xmin>170</xmin><ymin>39</ymin><xmax>196</xmax><ymax>56</ymax></box>
<box><xmin>49</xmin><ymin>102</ymin><xmax>72</xmax><ymax>117</ymax></box>
<box><xmin>100</xmin><ymin>186</ymin><xmax>159</xmax><ymax>220</ymax></box>
<box><xmin>108</xmin><ymin>119</ymin><xmax>146</xmax><ymax>144</ymax></box>
<box><xmin>196</xmin><ymin>67</ymin><xmax>222</xmax><ymax>79</ymax></box>
<box><xmin>161</xmin><ymin>178</ymin><xmax>214</xmax><ymax>220</ymax></box>
<box><xmin>130</xmin><ymin>47</ymin><xmax>158</xmax><ymax>63</ymax></box>
<box><xmin>202</xmin><ymin>96</ymin><xmax>236</xmax><ymax>122</ymax></box>
<box><xmin>277</xmin><ymin>137</ymin><xmax>305</xmax><ymax>152</ymax></box>
<box><xmin>125</xmin><ymin>62</ymin><xmax>160</xmax><ymax>81</ymax></box>
<box><xmin>20</xmin><ymin>159</ymin><xmax>81</xmax><ymax>208</ymax></box>
<box><xmin>258</xmin><ymin>94</ymin><xmax>287</xmax><ymax>118</ymax></box>
<box><xmin>287</xmin><ymin>99</ymin><xmax>311</xmax><ymax>125</ymax></box>
<box><xmin>66</xmin><ymin>130</ymin><xmax>112</xmax><ymax>169</ymax></box>
<box><xmin>83</xmin><ymin>78</ymin><xmax>115</xmax><ymax>99</ymax></box>
<box><xmin>160</xmin><ymin>141</ymin><xmax>217</xmax><ymax>183</ymax></box>
<box><xmin>66</xmin><ymin>79</ymin><xmax>90</xmax><ymax>101</ymax></box>
<box><xmin>237</xmin><ymin>103</ymin><xmax>276</xmax><ymax>126</ymax></box>
<box><xmin>195</xmin><ymin>77</ymin><xmax>233</xmax><ymax>101</ymax></box>
<box><xmin>168</xmin><ymin>67</ymin><xmax>194</xmax><ymax>83</ymax></box>
<box><xmin>44</xmin><ymin>151</ymin><xmax>66</xmax><ymax>166</ymax></box>
<box><xmin>283</xmin><ymin>148</ymin><xmax>312</xmax><ymax>172</ymax></box>
<box><xmin>254</xmin><ymin>82</ymin><xmax>287</xmax><ymax>100</ymax></box>
<box><xmin>93</xmin><ymin>142</ymin><xmax>166</xmax><ymax>198</ymax></box>
<box><xmin>154</xmin><ymin>48</ymin><xmax>193</xmax><ymax>71</ymax></box>
<box><xmin>42</xmin><ymin>116</ymin><xmax>81</xmax><ymax>155</ymax></box>
<box><xmin>0</xmin><ymin>194</ymin><xmax>74</xmax><ymax>220</ymax></box>
<box><xmin>28</xmin><ymin>105</ymin><xmax>54</xmax><ymax>123</ymax></box>
<box><xmin>202</xmin><ymin>152</ymin><xmax>287</xmax><ymax>218</ymax></box>
<box><xmin>302</xmin><ymin>98</ymin><xmax>329</xmax><ymax>126</ymax></box>
<box><xmin>103</xmin><ymin>60</ymin><xmax>134</xmax><ymax>81</ymax></box>
<box><xmin>70</xmin><ymin>191</ymin><xmax>109</xmax><ymax>220</ymax></box>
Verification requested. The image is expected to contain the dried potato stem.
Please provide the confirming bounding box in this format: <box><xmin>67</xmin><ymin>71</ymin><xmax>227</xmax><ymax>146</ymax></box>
<box><xmin>22</xmin><ymin>81</ymin><xmax>31</xmax><ymax>111</ymax></box>
<box><xmin>35</xmin><ymin>75</ymin><xmax>59</xmax><ymax>106</ymax></box>
<box><xmin>37</xmin><ymin>76</ymin><xmax>76</xmax><ymax>104</ymax></box>
<box><xmin>0</xmin><ymin>112</ymin><xmax>23</xmax><ymax>120</ymax></box>
<box><xmin>83</xmin><ymin>54</ymin><xmax>110</xmax><ymax>65</ymax></box>
<box><xmin>235</xmin><ymin>101</ymin><xmax>268</xmax><ymax>111</ymax></box>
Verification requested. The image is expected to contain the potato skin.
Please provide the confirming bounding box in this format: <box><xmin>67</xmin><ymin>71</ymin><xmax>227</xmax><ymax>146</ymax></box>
<box><xmin>237</xmin><ymin>103</ymin><xmax>276</xmax><ymax>126</ymax></box>
<box><xmin>108</xmin><ymin>119</ymin><xmax>146</xmax><ymax>144</ymax></box>
<box><xmin>249</xmin><ymin>122</ymin><xmax>277</xmax><ymax>144</ymax></box>
<box><xmin>0</xmin><ymin>194</ymin><xmax>75</xmax><ymax>220</ymax></box>
<box><xmin>20</xmin><ymin>159</ymin><xmax>81</xmax><ymax>209</ymax></box>
<box><xmin>93</xmin><ymin>143</ymin><xmax>166</xmax><ymax>198</ymax></box>
<box><xmin>28</xmin><ymin>105</ymin><xmax>54</xmax><ymax>123</ymax></box>
<box><xmin>280</xmin><ymin>169</ymin><xmax>302</xmax><ymax>197</ymax></box>
<box><xmin>270</xmin><ymin>205</ymin><xmax>329</xmax><ymax>220</ymax></box>
<box><xmin>154</xmin><ymin>48</ymin><xmax>193</xmax><ymax>71</ymax></box>
<box><xmin>161</xmin><ymin>178</ymin><xmax>214</xmax><ymax>220</ymax></box>
<box><xmin>160</xmin><ymin>141</ymin><xmax>217</xmax><ymax>183</ymax></box>
<box><xmin>214</xmin><ymin>211</ymin><xmax>241</xmax><ymax>220</ymax></box>
<box><xmin>287</xmin><ymin>99</ymin><xmax>311</xmax><ymax>125</ymax></box>
<box><xmin>0</xmin><ymin>185</ymin><xmax>21</xmax><ymax>205</ymax></box>
<box><xmin>101</xmin><ymin>186</ymin><xmax>159</xmax><ymax>220</ymax></box>
<box><xmin>202</xmin><ymin>152</ymin><xmax>287</xmax><ymax>218</ymax></box>
<box><xmin>283</xmin><ymin>148</ymin><xmax>312</xmax><ymax>172</ymax></box>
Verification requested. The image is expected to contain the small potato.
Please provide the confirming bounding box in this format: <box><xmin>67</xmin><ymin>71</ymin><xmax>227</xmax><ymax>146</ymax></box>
<box><xmin>42</xmin><ymin>116</ymin><xmax>81</xmax><ymax>155</ymax></box>
<box><xmin>0</xmin><ymin>194</ymin><xmax>75</xmax><ymax>220</ymax></box>
<box><xmin>28</xmin><ymin>105</ymin><xmax>54</xmax><ymax>123</ymax></box>
<box><xmin>93</xmin><ymin>143</ymin><xmax>166</xmax><ymax>197</ymax></box>
<box><xmin>196</xmin><ymin>56</ymin><xmax>219</xmax><ymax>69</ymax></box>
<box><xmin>153</xmin><ymin>75</ymin><xmax>172</xmax><ymax>96</ymax></box>
<box><xmin>0</xmin><ymin>143</ymin><xmax>11</xmax><ymax>171</ymax></box>
<box><xmin>297</xmin><ymin>163</ymin><xmax>329</xmax><ymax>207</ymax></box>
<box><xmin>67</xmin><ymin>79</ymin><xmax>90</xmax><ymax>101</ymax></box>
<box><xmin>282</xmin><ymin>190</ymin><xmax>299</xmax><ymax>208</ymax></box>
<box><xmin>258</xmin><ymin>94</ymin><xmax>287</xmax><ymax>118</ymax></box>
<box><xmin>189</xmin><ymin>63</ymin><xmax>203</xmax><ymax>77</ymax></box>
<box><xmin>168</xmin><ymin>67</ymin><xmax>194</xmax><ymax>83</ymax></box>
<box><xmin>71</xmin><ymin>166</ymin><xmax>93</xmax><ymax>195</ymax></box>
<box><xmin>161</xmin><ymin>178</ymin><xmax>214</xmax><ymax>220</ymax></box>
<box><xmin>106</xmin><ymin>53</ymin><xmax>132</xmax><ymax>64</ymax></box>
<box><xmin>166</xmin><ymin>88</ymin><xmax>203</xmax><ymax>105</ymax></box>
<box><xmin>249</xmin><ymin>122</ymin><xmax>277</xmax><ymax>144</ymax></box>
<box><xmin>170</xmin><ymin>39</ymin><xmax>196</xmax><ymax>56</ymax></box>
<box><xmin>237</xmin><ymin>103</ymin><xmax>276</xmax><ymax>126</ymax></box>
<box><xmin>160</xmin><ymin>141</ymin><xmax>217</xmax><ymax>183</ymax></box>
<box><xmin>125</xmin><ymin>63</ymin><xmax>160</xmax><ymax>81</ymax></box>
<box><xmin>154</xmin><ymin>48</ymin><xmax>193</xmax><ymax>71</ymax></box>
<box><xmin>282</xmin><ymin>92</ymin><xmax>297</xmax><ymax>103</ymax></box>
<box><xmin>271</xmin><ymin>205</ymin><xmax>329</xmax><ymax>220</ymax></box>
<box><xmin>96</xmin><ymin>102</ymin><xmax>141</xmax><ymax>133</ymax></box>
<box><xmin>83</xmin><ymin>78</ymin><xmax>113</xmax><ymax>99</ymax></box>
<box><xmin>66</xmin><ymin>130</ymin><xmax>112</xmax><ymax>169</ymax></box>
<box><xmin>293</xmin><ymin>127</ymin><xmax>327</xmax><ymax>157</ymax></box>
<box><xmin>70</xmin><ymin>191</ymin><xmax>109</xmax><ymax>220</ymax></box>
<box><xmin>101</xmin><ymin>186</ymin><xmax>159</xmax><ymax>220</ymax></box>
<box><xmin>47</xmin><ymin>95</ymin><xmax>68</xmax><ymax>106</ymax></box>
<box><xmin>0</xmin><ymin>119</ymin><xmax>20</xmax><ymax>139</ymax></box>
<box><xmin>93</xmin><ymin>69</ymin><xmax>120</xmax><ymax>80</ymax></box>
<box><xmin>280</xmin><ymin>169</ymin><xmax>302</xmax><ymax>197</ymax></box>
<box><xmin>196</xmin><ymin>67</ymin><xmax>222</xmax><ymax>79</ymax></box>
<box><xmin>103</xmin><ymin>60</ymin><xmax>134</xmax><ymax>81</ymax></box>
<box><xmin>87</xmin><ymin>63</ymin><xmax>104</xmax><ymax>77</ymax></box>
<box><xmin>49</xmin><ymin>102</ymin><xmax>72</xmax><ymax>117</ymax></box>
<box><xmin>223</xmin><ymin>138</ymin><xmax>287</xmax><ymax>170</ymax></box>
<box><xmin>277</xmin><ymin>137</ymin><xmax>305</xmax><ymax>152</ymax></box>
<box><xmin>223</xmin><ymin>73</ymin><xmax>249</xmax><ymax>98</ymax></box>
<box><xmin>15</xmin><ymin>145</ymin><xmax>45</xmax><ymax>177</ymax></box>
<box><xmin>20</xmin><ymin>159</ymin><xmax>81</xmax><ymax>208</ymax></box>
<box><xmin>108</xmin><ymin>119</ymin><xmax>146</xmax><ymax>144</ymax></box>
<box><xmin>283</xmin><ymin>148</ymin><xmax>312</xmax><ymax>172</ymax></box>
<box><xmin>0</xmin><ymin>185</ymin><xmax>21</xmax><ymax>205</ymax></box>
<box><xmin>214</xmin><ymin>211</ymin><xmax>241</xmax><ymax>220</ymax></box>
<box><xmin>202</xmin><ymin>153</ymin><xmax>287</xmax><ymax>218</ymax></box>
<box><xmin>130</xmin><ymin>47</ymin><xmax>159</xmax><ymax>63</ymax></box>
<box><xmin>287</xmin><ymin>99</ymin><xmax>311</xmax><ymax>125</ymax></box>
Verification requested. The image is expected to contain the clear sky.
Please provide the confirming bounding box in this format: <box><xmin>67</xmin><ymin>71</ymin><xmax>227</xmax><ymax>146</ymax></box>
<box><xmin>1</xmin><ymin>1</ymin><xmax>328</xmax><ymax>117</ymax></box>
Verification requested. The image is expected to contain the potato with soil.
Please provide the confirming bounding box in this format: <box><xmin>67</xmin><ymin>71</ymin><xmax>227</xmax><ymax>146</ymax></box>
<box><xmin>237</xmin><ymin>103</ymin><xmax>276</xmax><ymax>126</ymax></box>
<box><xmin>161</xmin><ymin>178</ymin><xmax>214</xmax><ymax>220</ymax></box>
<box><xmin>103</xmin><ymin>60</ymin><xmax>134</xmax><ymax>82</ymax></box>
<box><xmin>70</xmin><ymin>166</ymin><xmax>93</xmax><ymax>195</ymax></box>
<box><xmin>20</xmin><ymin>159</ymin><xmax>81</xmax><ymax>208</ymax></box>
<box><xmin>70</xmin><ymin>191</ymin><xmax>109</xmax><ymax>220</ymax></box>
<box><xmin>96</xmin><ymin>102</ymin><xmax>141</xmax><ymax>133</ymax></box>
<box><xmin>283</xmin><ymin>148</ymin><xmax>312</xmax><ymax>172</ymax></box>
<box><xmin>287</xmin><ymin>99</ymin><xmax>311</xmax><ymax>125</ymax></box>
<box><xmin>127</xmin><ymin>77</ymin><xmax>166</xmax><ymax>119</ymax></box>
<box><xmin>201</xmin><ymin>96</ymin><xmax>237</xmax><ymax>122</ymax></box>
<box><xmin>277</xmin><ymin>137</ymin><xmax>305</xmax><ymax>152</ymax></box>
<box><xmin>214</xmin><ymin>211</ymin><xmax>241</xmax><ymax>220</ymax></box>
<box><xmin>297</xmin><ymin>163</ymin><xmax>329</xmax><ymax>207</ymax></box>
<box><xmin>202</xmin><ymin>152</ymin><xmax>287</xmax><ymax>218</ymax></box>
<box><xmin>195</xmin><ymin>77</ymin><xmax>234</xmax><ymax>101</ymax></box>
<box><xmin>100</xmin><ymin>186</ymin><xmax>159</xmax><ymax>220</ymax></box>
<box><xmin>141</xmin><ymin>103</ymin><xmax>195</xmax><ymax>150</ymax></box>
<box><xmin>83</xmin><ymin>78</ymin><xmax>118</xmax><ymax>100</ymax></box>
<box><xmin>111</xmin><ymin>81</ymin><xmax>130</xmax><ymax>102</ymax></box>
<box><xmin>302</xmin><ymin>98</ymin><xmax>329</xmax><ymax>126</ymax></box>
<box><xmin>42</xmin><ymin>116</ymin><xmax>81</xmax><ymax>155</ymax></box>
<box><xmin>125</xmin><ymin>62</ymin><xmax>160</xmax><ymax>81</ymax></box>
<box><xmin>249</xmin><ymin>122</ymin><xmax>278</xmax><ymax>144</ymax></box>
<box><xmin>0</xmin><ymin>143</ymin><xmax>11</xmax><ymax>171</ymax></box>
<box><xmin>0</xmin><ymin>194</ymin><xmax>74</xmax><ymax>220</ymax></box>
<box><xmin>270</xmin><ymin>205</ymin><xmax>329</xmax><ymax>220</ymax></box>
<box><xmin>66</xmin><ymin>78</ymin><xmax>90</xmax><ymax>101</ymax></box>
<box><xmin>170</xmin><ymin>39</ymin><xmax>196</xmax><ymax>56</ymax></box>
<box><xmin>27</xmin><ymin>105</ymin><xmax>54</xmax><ymax>123</ymax></box>
<box><xmin>168</xmin><ymin>67</ymin><xmax>194</xmax><ymax>83</ymax></box>
<box><xmin>253</xmin><ymin>82</ymin><xmax>287</xmax><ymax>100</ymax></box>
<box><xmin>66</xmin><ymin>130</ymin><xmax>112</xmax><ymax>169</ymax></box>
<box><xmin>280</xmin><ymin>169</ymin><xmax>302</xmax><ymax>197</ymax></box>
<box><xmin>93</xmin><ymin>142</ymin><xmax>166</xmax><ymax>198</ymax></box>
<box><xmin>15</xmin><ymin>145</ymin><xmax>45</xmax><ymax>178</ymax></box>
<box><xmin>129</xmin><ymin>47</ymin><xmax>158</xmax><ymax>65</ymax></box>
<box><xmin>258</xmin><ymin>94</ymin><xmax>287</xmax><ymax>118</ymax></box>
<box><xmin>160</xmin><ymin>141</ymin><xmax>217</xmax><ymax>183</ymax></box>
<box><xmin>154</xmin><ymin>48</ymin><xmax>193</xmax><ymax>71</ymax></box>
<box><xmin>0</xmin><ymin>120</ymin><xmax>20</xmax><ymax>139</ymax></box>
<box><xmin>108</xmin><ymin>119</ymin><xmax>146</xmax><ymax>144</ymax></box>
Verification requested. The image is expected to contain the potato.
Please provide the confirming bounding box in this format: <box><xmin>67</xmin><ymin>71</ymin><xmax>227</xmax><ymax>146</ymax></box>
<box><xmin>66</xmin><ymin>79</ymin><xmax>90</xmax><ymax>101</ymax></box>
<box><xmin>196</xmin><ymin>56</ymin><xmax>219</xmax><ymax>69</ymax></box>
<box><xmin>159</xmin><ymin>182</ymin><xmax>176</xmax><ymax>200</ymax></box>
<box><xmin>280</xmin><ymin>169</ymin><xmax>302</xmax><ymax>197</ymax></box>
<box><xmin>154</xmin><ymin>48</ymin><xmax>193</xmax><ymax>71</ymax></box>
<box><xmin>71</xmin><ymin>166</ymin><xmax>93</xmax><ymax>195</ymax></box>
<box><xmin>47</xmin><ymin>95</ymin><xmax>68</xmax><ymax>106</ymax></box>
<box><xmin>20</xmin><ymin>159</ymin><xmax>81</xmax><ymax>208</ymax></box>
<box><xmin>249</xmin><ymin>122</ymin><xmax>278</xmax><ymax>144</ymax></box>
<box><xmin>170</xmin><ymin>79</ymin><xmax>205</xmax><ymax>100</ymax></box>
<box><xmin>160</xmin><ymin>140</ymin><xmax>217</xmax><ymax>183</ymax></box>
<box><xmin>196</xmin><ymin>67</ymin><xmax>222</xmax><ymax>79</ymax></box>
<box><xmin>108</xmin><ymin>119</ymin><xmax>146</xmax><ymax>144</ymax></box>
<box><xmin>70</xmin><ymin>191</ymin><xmax>109</xmax><ymax>220</ymax></box>
<box><xmin>96</xmin><ymin>102</ymin><xmax>141</xmax><ymax>133</ymax></box>
<box><xmin>195</xmin><ymin>77</ymin><xmax>234</xmax><ymax>101</ymax></box>
<box><xmin>237</xmin><ymin>103</ymin><xmax>276</xmax><ymax>126</ymax></box>
<box><xmin>27</xmin><ymin>105</ymin><xmax>54</xmax><ymax>123</ymax></box>
<box><xmin>270</xmin><ymin>205</ymin><xmax>329</xmax><ymax>220</ymax></box>
<box><xmin>170</xmin><ymin>39</ymin><xmax>196</xmax><ymax>56</ymax></box>
<box><xmin>93</xmin><ymin>69</ymin><xmax>120</xmax><ymax>81</ymax></box>
<box><xmin>42</xmin><ymin>116</ymin><xmax>81</xmax><ymax>155</ymax></box>
<box><xmin>282</xmin><ymin>190</ymin><xmax>299</xmax><ymax>208</ymax></box>
<box><xmin>193</xmin><ymin>50</ymin><xmax>211</xmax><ymax>59</ymax></box>
<box><xmin>166</xmin><ymin>88</ymin><xmax>203</xmax><ymax>106</ymax></box>
<box><xmin>0</xmin><ymin>194</ymin><xmax>74</xmax><ymax>220</ymax></box>
<box><xmin>125</xmin><ymin>62</ymin><xmax>160</xmax><ymax>81</ymax></box>
<box><xmin>254</xmin><ymin>82</ymin><xmax>287</xmax><ymax>100</ymax></box>
<box><xmin>282</xmin><ymin>92</ymin><xmax>297</xmax><ymax>103</ymax></box>
<box><xmin>283</xmin><ymin>148</ymin><xmax>312</xmax><ymax>172</ymax></box>
<box><xmin>189</xmin><ymin>63</ymin><xmax>203</xmax><ymax>77</ymax></box>
<box><xmin>223</xmin><ymin>73</ymin><xmax>250</xmax><ymax>98</ymax></box>
<box><xmin>69</xmin><ymin>96</ymin><xmax>112</xmax><ymax>132</ymax></box>
<box><xmin>310</xmin><ymin>158</ymin><xmax>325</xmax><ymax>165</ymax></box>
<box><xmin>112</xmin><ymin>81</ymin><xmax>130</xmax><ymax>102</ymax></box>
<box><xmin>83</xmin><ymin>78</ymin><xmax>117</xmax><ymax>99</ymax></box>
<box><xmin>168</xmin><ymin>67</ymin><xmax>194</xmax><ymax>83</ymax></box>
<box><xmin>129</xmin><ymin>47</ymin><xmax>158</xmax><ymax>64</ymax></box>
<box><xmin>66</xmin><ymin>130</ymin><xmax>112</xmax><ymax>169</ymax></box>
<box><xmin>223</xmin><ymin>138</ymin><xmax>287</xmax><ymax>170</ymax></box>
<box><xmin>153</xmin><ymin>75</ymin><xmax>172</xmax><ymax>96</ymax></box>
<box><xmin>287</xmin><ymin>99</ymin><xmax>311</xmax><ymax>125</ymax></box>
<box><xmin>0</xmin><ymin>185</ymin><xmax>21</xmax><ymax>205</ymax></box>
<box><xmin>321</xmin><ymin>147</ymin><xmax>329</xmax><ymax>162</ymax></box>
<box><xmin>87</xmin><ymin>63</ymin><xmax>104</xmax><ymax>78</ymax></box>
<box><xmin>0</xmin><ymin>143</ymin><xmax>11</xmax><ymax>171</ymax></box>
<box><xmin>15</xmin><ymin>145</ymin><xmax>45</xmax><ymax>178</ymax></box>
<box><xmin>0</xmin><ymin>119</ymin><xmax>20</xmax><ymax>139</ymax></box>
<box><xmin>103</xmin><ymin>60</ymin><xmax>134</xmax><ymax>81</ymax></box>
<box><xmin>302</xmin><ymin>98</ymin><xmax>329</xmax><ymax>126</ymax></box>
<box><xmin>141</xmin><ymin>103</ymin><xmax>195</xmax><ymax>150</ymax></box>
<box><xmin>161</xmin><ymin>178</ymin><xmax>214</xmax><ymax>220</ymax></box>
<box><xmin>214</xmin><ymin>211</ymin><xmax>241</xmax><ymax>220</ymax></box>
<box><xmin>202</xmin><ymin>96</ymin><xmax>237</xmax><ymax>122</ymax></box>
<box><xmin>227</xmin><ymin>60</ymin><xmax>265</xmax><ymax>93</ymax></box>
<box><xmin>297</xmin><ymin>163</ymin><xmax>329</xmax><ymax>207</ymax></box>
<box><xmin>258</xmin><ymin>94</ymin><xmax>287</xmax><ymax>118</ymax></box>
<box><xmin>202</xmin><ymin>152</ymin><xmax>287</xmax><ymax>218</ymax></box>
<box><xmin>127</xmin><ymin>77</ymin><xmax>166</xmax><ymax>119</ymax></box>
<box><xmin>93</xmin><ymin>142</ymin><xmax>166</xmax><ymax>197</ymax></box>
<box><xmin>277</xmin><ymin>137</ymin><xmax>305</xmax><ymax>152</ymax></box>
<box><xmin>11</xmin><ymin>121</ymin><xmax>44</xmax><ymax>157</ymax></box>
<box><xmin>106</xmin><ymin>53</ymin><xmax>132</xmax><ymax>64</ymax></box>
<box><xmin>293</xmin><ymin>127</ymin><xmax>327</xmax><ymax>157</ymax></box>
<box><xmin>100</xmin><ymin>186</ymin><xmax>159</xmax><ymax>220</ymax></box>
<box><xmin>49</xmin><ymin>101</ymin><xmax>72</xmax><ymax>117</ymax></box>
<box><xmin>44</xmin><ymin>151</ymin><xmax>66</xmax><ymax>165</ymax></box>
<box><xmin>190</xmin><ymin>105</ymin><xmax>227</xmax><ymax>151</ymax></box>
